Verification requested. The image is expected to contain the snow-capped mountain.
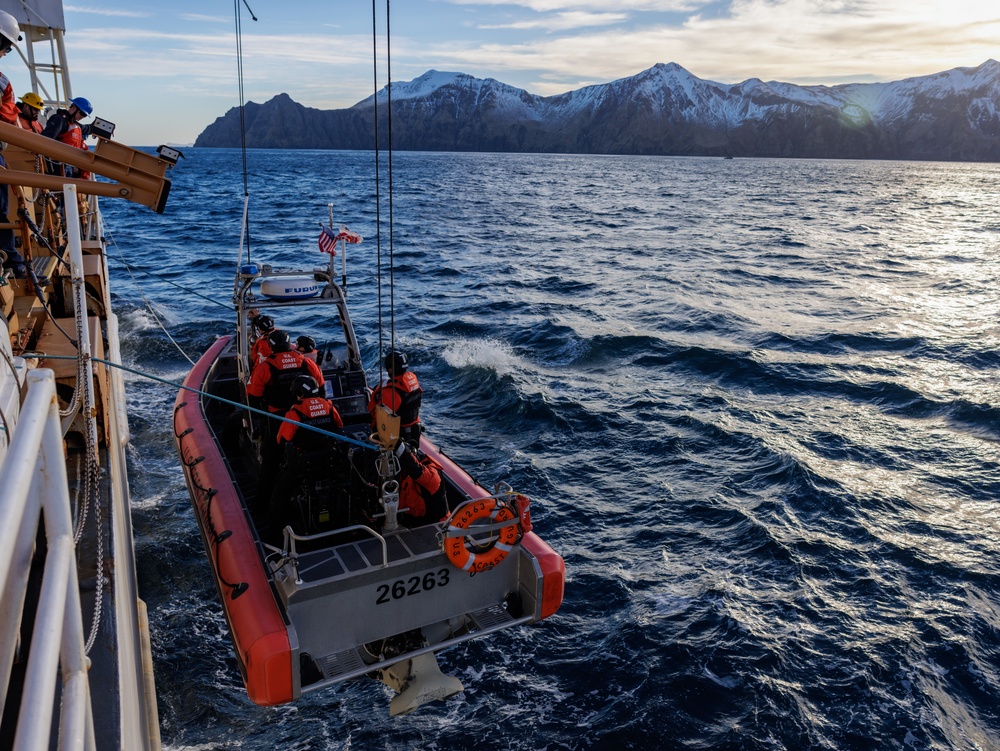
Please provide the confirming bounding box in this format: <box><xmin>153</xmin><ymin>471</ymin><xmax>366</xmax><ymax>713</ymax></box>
<box><xmin>195</xmin><ymin>61</ymin><xmax>1000</xmax><ymax>160</ymax></box>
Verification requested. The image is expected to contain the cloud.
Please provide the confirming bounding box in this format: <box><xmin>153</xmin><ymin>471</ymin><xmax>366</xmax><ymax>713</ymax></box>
<box><xmin>64</xmin><ymin>4</ymin><xmax>149</xmax><ymax>18</ymax></box>
<box><xmin>179</xmin><ymin>14</ymin><xmax>232</xmax><ymax>24</ymax></box>
<box><xmin>478</xmin><ymin>11</ymin><xmax>629</xmax><ymax>31</ymax></box>
<box><xmin>448</xmin><ymin>0</ymin><xmax>698</xmax><ymax>9</ymax></box>
<box><xmin>419</xmin><ymin>0</ymin><xmax>1000</xmax><ymax>93</ymax></box>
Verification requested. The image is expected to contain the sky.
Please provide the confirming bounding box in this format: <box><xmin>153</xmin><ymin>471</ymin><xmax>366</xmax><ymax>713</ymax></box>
<box><xmin>5</xmin><ymin>0</ymin><xmax>1000</xmax><ymax>146</ymax></box>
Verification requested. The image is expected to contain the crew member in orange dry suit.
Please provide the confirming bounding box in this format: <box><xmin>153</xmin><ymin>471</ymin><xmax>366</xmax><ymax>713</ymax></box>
<box><xmin>247</xmin><ymin>330</ymin><xmax>325</xmax><ymax>506</ymax></box>
<box><xmin>368</xmin><ymin>350</ymin><xmax>422</xmax><ymax>445</ymax></box>
<box><xmin>394</xmin><ymin>441</ymin><xmax>448</xmax><ymax>527</ymax></box>
<box><xmin>0</xmin><ymin>12</ymin><xmax>21</xmax><ymax>277</ymax></box>
<box><xmin>0</xmin><ymin>11</ymin><xmax>22</xmax><ymax>126</ymax></box>
<box><xmin>295</xmin><ymin>335</ymin><xmax>318</xmax><ymax>362</ymax></box>
<box><xmin>270</xmin><ymin>375</ymin><xmax>344</xmax><ymax>535</ymax></box>
<box><xmin>277</xmin><ymin>375</ymin><xmax>343</xmax><ymax>446</ymax></box>
<box><xmin>247</xmin><ymin>312</ymin><xmax>278</xmax><ymax>366</ymax></box>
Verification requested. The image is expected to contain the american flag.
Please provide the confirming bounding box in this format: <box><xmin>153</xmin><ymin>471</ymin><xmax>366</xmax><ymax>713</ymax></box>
<box><xmin>318</xmin><ymin>225</ymin><xmax>339</xmax><ymax>255</ymax></box>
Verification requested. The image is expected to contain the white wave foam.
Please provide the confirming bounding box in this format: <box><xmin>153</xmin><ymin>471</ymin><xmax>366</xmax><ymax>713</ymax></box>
<box><xmin>131</xmin><ymin>489</ymin><xmax>180</xmax><ymax>510</ymax></box>
<box><xmin>441</xmin><ymin>337</ymin><xmax>521</xmax><ymax>377</ymax></box>
<box><xmin>119</xmin><ymin>307</ymin><xmax>160</xmax><ymax>333</ymax></box>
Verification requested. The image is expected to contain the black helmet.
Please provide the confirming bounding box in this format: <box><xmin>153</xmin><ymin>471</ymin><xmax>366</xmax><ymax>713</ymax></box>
<box><xmin>268</xmin><ymin>329</ymin><xmax>291</xmax><ymax>352</ymax></box>
<box><xmin>296</xmin><ymin>335</ymin><xmax>316</xmax><ymax>353</ymax></box>
<box><xmin>385</xmin><ymin>350</ymin><xmax>408</xmax><ymax>374</ymax></box>
<box><xmin>253</xmin><ymin>314</ymin><xmax>275</xmax><ymax>332</ymax></box>
<box><xmin>291</xmin><ymin>375</ymin><xmax>320</xmax><ymax>400</ymax></box>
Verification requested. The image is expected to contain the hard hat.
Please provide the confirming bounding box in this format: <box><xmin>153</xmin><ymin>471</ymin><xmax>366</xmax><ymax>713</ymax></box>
<box><xmin>69</xmin><ymin>97</ymin><xmax>93</xmax><ymax>116</ymax></box>
<box><xmin>19</xmin><ymin>93</ymin><xmax>44</xmax><ymax>111</ymax></box>
<box><xmin>296</xmin><ymin>335</ymin><xmax>316</xmax><ymax>352</ymax></box>
<box><xmin>267</xmin><ymin>329</ymin><xmax>291</xmax><ymax>351</ymax></box>
<box><xmin>0</xmin><ymin>11</ymin><xmax>21</xmax><ymax>49</ymax></box>
<box><xmin>291</xmin><ymin>375</ymin><xmax>320</xmax><ymax>400</ymax></box>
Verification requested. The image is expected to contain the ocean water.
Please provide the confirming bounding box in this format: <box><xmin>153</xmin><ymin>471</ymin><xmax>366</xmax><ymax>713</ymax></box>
<box><xmin>101</xmin><ymin>150</ymin><xmax>1000</xmax><ymax>750</ymax></box>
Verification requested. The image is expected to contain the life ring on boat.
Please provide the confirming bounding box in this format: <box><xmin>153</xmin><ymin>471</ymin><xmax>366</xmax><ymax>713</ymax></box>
<box><xmin>443</xmin><ymin>499</ymin><xmax>520</xmax><ymax>574</ymax></box>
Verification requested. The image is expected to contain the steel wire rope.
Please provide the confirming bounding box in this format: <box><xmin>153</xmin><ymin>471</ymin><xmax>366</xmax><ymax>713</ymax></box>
<box><xmin>101</xmin><ymin>224</ymin><xmax>196</xmax><ymax>365</ymax></box>
<box><xmin>234</xmin><ymin>0</ymin><xmax>257</xmax><ymax>264</ymax></box>
<box><xmin>371</xmin><ymin>0</ymin><xmax>384</xmax><ymax>377</ymax></box>
<box><xmin>103</xmin><ymin>228</ymin><xmax>232</xmax><ymax>312</ymax></box>
<box><xmin>386</xmin><ymin>0</ymin><xmax>396</xmax><ymax>362</ymax></box>
<box><xmin>27</xmin><ymin>353</ymin><xmax>378</xmax><ymax>451</ymax></box>
<box><xmin>371</xmin><ymin>0</ymin><xmax>397</xmax><ymax>384</ymax></box>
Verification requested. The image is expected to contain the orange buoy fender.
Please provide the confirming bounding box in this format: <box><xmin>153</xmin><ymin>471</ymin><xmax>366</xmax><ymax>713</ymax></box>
<box><xmin>174</xmin><ymin>335</ymin><xmax>294</xmax><ymax>706</ymax></box>
<box><xmin>444</xmin><ymin>499</ymin><xmax>520</xmax><ymax>574</ymax></box>
<box><xmin>520</xmin><ymin>532</ymin><xmax>565</xmax><ymax>620</ymax></box>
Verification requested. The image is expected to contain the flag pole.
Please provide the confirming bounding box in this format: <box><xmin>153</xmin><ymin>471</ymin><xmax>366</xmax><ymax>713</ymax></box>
<box><xmin>341</xmin><ymin>228</ymin><xmax>348</xmax><ymax>294</ymax></box>
<box><xmin>327</xmin><ymin>203</ymin><xmax>335</xmax><ymax>282</ymax></box>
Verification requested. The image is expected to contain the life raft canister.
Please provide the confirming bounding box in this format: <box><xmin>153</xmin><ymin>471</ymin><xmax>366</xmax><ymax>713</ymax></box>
<box><xmin>443</xmin><ymin>498</ymin><xmax>520</xmax><ymax>574</ymax></box>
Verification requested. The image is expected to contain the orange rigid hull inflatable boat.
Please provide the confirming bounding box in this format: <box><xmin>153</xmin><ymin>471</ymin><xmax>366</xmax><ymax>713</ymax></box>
<box><xmin>173</xmin><ymin>256</ymin><xmax>564</xmax><ymax>715</ymax></box>
<box><xmin>174</xmin><ymin>336</ymin><xmax>293</xmax><ymax>706</ymax></box>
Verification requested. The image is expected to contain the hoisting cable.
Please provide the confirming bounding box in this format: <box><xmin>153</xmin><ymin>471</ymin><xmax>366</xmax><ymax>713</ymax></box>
<box><xmin>371</xmin><ymin>0</ymin><xmax>384</xmax><ymax>373</ymax></box>
<box><xmin>234</xmin><ymin>0</ymin><xmax>258</xmax><ymax>271</ymax></box>
<box><xmin>102</xmin><ymin>229</ymin><xmax>196</xmax><ymax>365</ymax></box>
<box><xmin>103</xmin><ymin>226</ymin><xmax>232</xmax><ymax>311</ymax></box>
<box><xmin>24</xmin><ymin>353</ymin><xmax>378</xmax><ymax>451</ymax></box>
<box><xmin>386</xmin><ymin>0</ymin><xmax>396</xmax><ymax>363</ymax></box>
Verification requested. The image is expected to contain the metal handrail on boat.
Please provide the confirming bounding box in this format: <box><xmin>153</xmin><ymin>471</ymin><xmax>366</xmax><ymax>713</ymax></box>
<box><xmin>0</xmin><ymin>369</ymin><xmax>96</xmax><ymax>751</ymax></box>
<box><xmin>280</xmin><ymin>524</ymin><xmax>389</xmax><ymax>584</ymax></box>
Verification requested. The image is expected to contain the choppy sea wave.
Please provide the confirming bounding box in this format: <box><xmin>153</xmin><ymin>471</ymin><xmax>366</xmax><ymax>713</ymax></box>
<box><xmin>101</xmin><ymin>150</ymin><xmax>1000</xmax><ymax>750</ymax></box>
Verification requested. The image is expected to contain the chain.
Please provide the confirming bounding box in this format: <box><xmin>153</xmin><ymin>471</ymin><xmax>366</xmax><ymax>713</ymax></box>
<box><xmin>83</xmin><ymin>452</ymin><xmax>103</xmax><ymax>655</ymax></box>
<box><xmin>71</xmin><ymin>282</ymin><xmax>91</xmax><ymax>541</ymax></box>
<box><xmin>64</xmin><ymin>270</ymin><xmax>106</xmax><ymax>653</ymax></box>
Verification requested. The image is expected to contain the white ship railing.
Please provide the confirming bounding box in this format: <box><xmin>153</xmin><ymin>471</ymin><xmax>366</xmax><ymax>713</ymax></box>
<box><xmin>0</xmin><ymin>369</ymin><xmax>96</xmax><ymax>751</ymax></box>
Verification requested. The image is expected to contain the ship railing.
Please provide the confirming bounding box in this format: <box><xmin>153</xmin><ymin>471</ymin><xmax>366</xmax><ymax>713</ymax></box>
<box><xmin>0</xmin><ymin>369</ymin><xmax>96</xmax><ymax>751</ymax></box>
<box><xmin>274</xmin><ymin>524</ymin><xmax>389</xmax><ymax>584</ymax></box>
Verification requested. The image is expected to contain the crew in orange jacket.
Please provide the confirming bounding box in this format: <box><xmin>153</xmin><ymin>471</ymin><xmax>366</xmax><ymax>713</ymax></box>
<box><xmin>395</xmin><ymin>442</ymin><xmax>447</xmax><ymax>526</ymax></box>
<box><xmin>247</xmin><ymin>312</ymin><xmax>277</xmax><ymax>367</ymax></box>
<box><xmin>41</xmin><ymin>96</ymin><xmax>94</xmax><ymax>179</ymax></box>
<box><xmin>16</xmin><ymin>92</ymin><xmax>44</xmax><ymax>133</ymax></box>
<box><xmin>248</xmin><ymin>334</ymin><xmax>325</xmax><ymax>507</ymax></box>
<box><xmin>0</xmin><ymin>12</ymin><xmax>21</xmax><ymax>125</ymax></box>
<box><xmin>247</xmin><ymin>330</ymin><xmax>325</xmax><ymax>415</ymax></box>
<box><xmin>369</xmin><ymin>350</ymin><xmax>422</xmax><ymax>444</ymax></box>
<box><xmin>277</xmin><ymin>375</ymin><xmax>343</xmax><ymax>447</ymax></box>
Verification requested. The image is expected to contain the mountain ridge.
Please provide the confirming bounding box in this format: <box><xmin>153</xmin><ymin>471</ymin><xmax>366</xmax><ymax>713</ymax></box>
<box><xmin>195</xmin><ymin>61</ymin><xmax>1000</xmax><ymax>160</ymax></box>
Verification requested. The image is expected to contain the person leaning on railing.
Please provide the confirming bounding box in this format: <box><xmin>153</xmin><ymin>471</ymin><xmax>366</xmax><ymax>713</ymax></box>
<box><xmin>0</xmin><ymin>7</ymin><xmax>21</xmax><ymax>278</ymax></box>
<box><xmin>16</xmin><ymin>92</ymin><xmax>44</xmax><ymax>133</ymax></box>
<box><xmin>41</xmin><ymin>96</ymin><xmax>95</xmax><ymax>179</ymax></box>
<box><xmin>0</xmin><ymin>11</ymin><xmax>22</xmax><ymax>125</ymax></box>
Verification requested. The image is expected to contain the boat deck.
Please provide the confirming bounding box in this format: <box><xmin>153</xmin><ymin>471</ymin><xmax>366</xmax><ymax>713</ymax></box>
<box><xmin>294</xmin><ymin>525</ymin><xmax>440</xmax><ymax>583</ymax></box>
